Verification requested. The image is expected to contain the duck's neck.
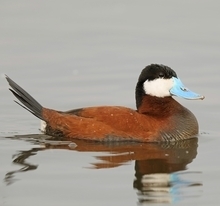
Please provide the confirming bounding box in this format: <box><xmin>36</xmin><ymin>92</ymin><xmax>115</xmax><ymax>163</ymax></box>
<box><xmin>137</xmin><ymin>95</ymin><xmax>181</xmax><ymax>117</ymax></box>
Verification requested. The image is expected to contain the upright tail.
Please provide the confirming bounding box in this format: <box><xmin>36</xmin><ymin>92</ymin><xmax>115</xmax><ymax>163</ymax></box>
<box><xmin>5</xmin><ymin>75</ymin><xmax>44</xmax><ymax>120</ymax></box>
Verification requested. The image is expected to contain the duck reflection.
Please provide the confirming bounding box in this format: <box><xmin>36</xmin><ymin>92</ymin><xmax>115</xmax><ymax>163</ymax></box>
<box><xmin>133</xmin><ymin>139</ymin><xmax>202</xmax><ymax>203</ymax></box>
<box><xmin>4</xmin><ymin>148</ymin><xmax>39</xmax><ymax>185</ymax></box>
<box><xmin>5</xmin><ymin>135</ymin><xmax>202</xmax><ymax>203</ymax></box>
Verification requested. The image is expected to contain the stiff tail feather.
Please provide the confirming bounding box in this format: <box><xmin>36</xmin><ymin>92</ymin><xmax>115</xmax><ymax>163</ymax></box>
<box><xmin>5</xmin><ymin>75</ymin><xmax>44</xmax><ymax>120</ymax></box>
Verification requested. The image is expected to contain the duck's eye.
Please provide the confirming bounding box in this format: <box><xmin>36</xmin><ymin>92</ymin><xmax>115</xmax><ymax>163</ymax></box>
<box><xmin>158</xmin><ymin>72</ymin><xmax>164</xmax><ymax>78</ymax></box>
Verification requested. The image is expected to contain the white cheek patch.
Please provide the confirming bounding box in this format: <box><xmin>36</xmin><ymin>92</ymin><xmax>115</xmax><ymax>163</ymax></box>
<box><xmin>143</xmin><ymin>78</ymin><xmax>174</xmax><ymax>97</ymax></box>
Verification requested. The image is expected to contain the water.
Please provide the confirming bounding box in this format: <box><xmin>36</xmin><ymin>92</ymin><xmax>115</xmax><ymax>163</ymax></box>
<box><xmin>0</xmin><ymin>1</ymin><xmax>220</xmax><ymax>205</ymax></box>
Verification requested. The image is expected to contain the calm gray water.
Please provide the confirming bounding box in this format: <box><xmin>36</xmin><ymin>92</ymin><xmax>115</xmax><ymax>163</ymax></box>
<box><xmin>0</xmin><ymin>1</ymin><xmax>220</xmax><ymax>205</ymax></box>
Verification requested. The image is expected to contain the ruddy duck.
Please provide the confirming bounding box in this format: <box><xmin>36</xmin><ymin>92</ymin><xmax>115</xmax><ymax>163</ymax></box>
<box><xmin>5</xmin><ymin>64</ymin><xmax>204</xmax><ymax>142</ymax></box>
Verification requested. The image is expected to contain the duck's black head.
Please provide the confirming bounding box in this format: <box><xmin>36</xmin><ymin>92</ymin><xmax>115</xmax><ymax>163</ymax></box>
<box><xmin>138</xmin><ymin>64</ymin><xmax>177</xmax><ymax>82</ymax></box>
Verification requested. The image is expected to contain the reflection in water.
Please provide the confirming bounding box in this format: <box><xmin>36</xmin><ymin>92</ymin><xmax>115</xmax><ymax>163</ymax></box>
<box><xmin>135</xmin><ymin>171</ymin><xmax>202</xmax><ymax>204</ymax></box>
<box><xmin>5</xmin><ymin>148</ymin><xmax>39</xmax><ymax>185</ymax></box>
<box><xmin>133</xmin><ymin>140</ymin><xmax>202</xmax><ymax>203</ymax></box>
<box><xmin>5</xmin><ymin>134</ymin><xmax>202</xmax><ymax>203</ymax></box>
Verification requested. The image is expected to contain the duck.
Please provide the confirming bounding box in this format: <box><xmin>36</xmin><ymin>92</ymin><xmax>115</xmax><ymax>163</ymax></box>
<box><xmin>5</xmin><ymin>64</ymin><xmax>204</xmax><ymax>142</ymax></box>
